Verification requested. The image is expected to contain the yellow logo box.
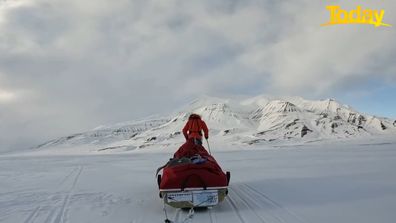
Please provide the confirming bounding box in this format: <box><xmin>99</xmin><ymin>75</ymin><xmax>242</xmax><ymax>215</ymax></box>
<box><xmin>322</xmin><ymin>5</ymin><xmax>391</xmax><ymax>27</ymax></box>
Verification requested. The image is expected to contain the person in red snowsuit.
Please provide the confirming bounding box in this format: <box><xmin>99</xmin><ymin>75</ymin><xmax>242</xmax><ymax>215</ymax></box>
<box><xmin>182</xmin><ymin>113</ymin><xmax>209</xmax><ymax>145</ymax></box>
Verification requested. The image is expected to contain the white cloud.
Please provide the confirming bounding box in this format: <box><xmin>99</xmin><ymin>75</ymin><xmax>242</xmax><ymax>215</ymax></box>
<box><xmin>0</xmin><ymin>0</ymin><xmax>395</xmax><ymax>150</ymax></box>
<box><xmin>0</xmin><ymin>89</ymin><xmax>16</xmax><ymax>102</ymax></box>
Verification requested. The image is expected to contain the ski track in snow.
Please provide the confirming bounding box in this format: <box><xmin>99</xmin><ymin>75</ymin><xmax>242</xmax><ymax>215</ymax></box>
<box><xmin>22</xmin><ymin>166</ymin><xmax>83</xmax><ymax>223</ymax></box>
<box><xmin>177</xmin><ymin>183</ymin><xmax>307</xmax><ymax>223</ymax></box>
<box><xmin>172</xmin><ymin>208</ymin><xmax>182</xmax><ymax>223</ymax></box>
<box><xmin>229</xmin><ymin>186</ymin><xmax>268</xmax><ymax>223</ymax></box>
<box><xmin>231</xmin><ymin>184</ymin><xmax>308</xmax><ymax>223</ymax></box>
<box><xmin>23</xmin><ymin>206</ymin><xmax>41</xmax><ymax>223</ymax></box>
<box><xmin>2</xmin><ymin>142</ymin><xmax>396</xmax><ymax>223</ymax></box>
<box><xmin>208</xmin><ymin>208</ymin><xmax>217</xmax><ymax>223</ymax></box>
<box><xmin>54</xmin><ymin>166</ymin><xmax>83</xmax><ymax>223</ymax></box>
<box><xmin>242</xmin><ymin>184</ymin><xmax>308</xmax><ymax>223</ymax></box>
<box><xmin>225</xmin><ymin>195</ymin><xmax>246</xmax><ymax>223</ymax></box>
<box><xmin>173</xmin><ymin>183</ymin><xmax>308</xmax><ymax>223</ymax></box>
<box><xmin>58</xmin><ymin>167</ymin><xmax>80</xmax><ymax>186</ymax></box>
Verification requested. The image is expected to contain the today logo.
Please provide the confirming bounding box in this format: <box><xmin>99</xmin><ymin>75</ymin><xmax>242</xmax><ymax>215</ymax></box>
<box><xmin>322</xmin><ymin>5</ymin><xmax>392</xmax><ymax>27</ymax></box>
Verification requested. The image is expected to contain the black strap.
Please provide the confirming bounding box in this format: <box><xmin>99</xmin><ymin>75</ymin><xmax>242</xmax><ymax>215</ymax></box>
<box><xmin>155</xmin><ymin>158</ymin><xmax>192</xmax><ymax>176</ymax></box>
<box><xmin>155</xmin><ymin>163</ymin><xmax>168</xmax><ymax>177</ymax></box>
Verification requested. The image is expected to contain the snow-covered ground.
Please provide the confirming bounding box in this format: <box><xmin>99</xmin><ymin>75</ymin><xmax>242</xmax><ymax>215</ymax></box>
<box><xmin>1</xmin><ymin>139</ymin><xmax>396</xmax><ymax>223</ymax></box>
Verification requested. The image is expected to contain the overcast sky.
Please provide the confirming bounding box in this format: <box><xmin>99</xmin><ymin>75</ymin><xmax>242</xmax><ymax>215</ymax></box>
<box><xmin>0</xmin><ymin>0</ymin><xmax>395</xmax><ymax>151</ymax></box>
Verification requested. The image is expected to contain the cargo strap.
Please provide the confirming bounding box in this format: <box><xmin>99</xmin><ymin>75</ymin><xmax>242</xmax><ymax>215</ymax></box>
<box><xmin>156</xmin><ymin>158</ymin><xmax>191</xmax><ymax>177</ymax></box>
<box><xmin>156</xmin><ymin>163</ymin><xmax>168</xmax><ymax>177</ymax></box>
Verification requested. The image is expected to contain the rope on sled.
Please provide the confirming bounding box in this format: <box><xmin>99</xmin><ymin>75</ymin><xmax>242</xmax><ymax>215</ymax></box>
<box><xmin>205</xmin><ymin>139</ymin><xmax>212</xmax><ymax>155</ymax></box>
<box><xmin>163</xmin><ymin>196</ymin><xmax>213</xmax><ymax>223</ymax></box>
<box><xmin>163</xmin><ymin>205</ymin><xmax>194</xmax><ymax>223</ymax></box>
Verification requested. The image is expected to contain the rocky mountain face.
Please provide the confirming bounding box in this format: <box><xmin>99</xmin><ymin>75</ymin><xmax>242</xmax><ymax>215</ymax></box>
<box><xmin>36</xmin><ymin>96</ymin><xmax>396</xmax><ymax>151</ymax></box>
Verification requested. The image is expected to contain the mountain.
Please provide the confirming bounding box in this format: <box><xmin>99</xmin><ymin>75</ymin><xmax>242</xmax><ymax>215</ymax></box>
<box><xmin>35</xmin><ymin>96</ymin><xmax>396</xmax><ymax>152</ymax></box>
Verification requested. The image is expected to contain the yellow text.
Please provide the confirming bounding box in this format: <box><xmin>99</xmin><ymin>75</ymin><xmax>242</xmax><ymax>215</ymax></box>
<box><xmin>322</xmin><ymin>5</ymin><xmax>391</xmax><ymax>27</ymax></box>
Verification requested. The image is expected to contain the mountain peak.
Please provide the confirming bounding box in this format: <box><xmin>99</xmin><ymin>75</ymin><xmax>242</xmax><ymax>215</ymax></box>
<box><xmin>35</xmin><ymin>95</ymin><xmax>396</xmax><ymax>151</ymax></box>
<box><xmin>263</xmin><ymin>100</ymin><xmax>299</xmax><ymax>113</ymax></box>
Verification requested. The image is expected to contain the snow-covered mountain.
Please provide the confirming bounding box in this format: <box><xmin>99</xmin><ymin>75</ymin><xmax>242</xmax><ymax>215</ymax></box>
<box><xmin>35</xmin><ymin>96</ymin><xmax>396</xmax><ymax>152</ymax></box>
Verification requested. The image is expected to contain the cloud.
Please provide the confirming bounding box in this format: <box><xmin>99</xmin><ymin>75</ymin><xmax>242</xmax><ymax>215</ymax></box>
<box><xmin>0</xmin><ymin>0</ymin><xmax>395</xmax><ymax>150</ymax></box>
<box><xmin>235</xmin><ymin>1</ymin><xmax>396</xmax><ymax>95</ymax></box>
<box><xmin>0</xmin><ymin>88</ymin><xmax>16</xmax><ymax>102</ymax></box>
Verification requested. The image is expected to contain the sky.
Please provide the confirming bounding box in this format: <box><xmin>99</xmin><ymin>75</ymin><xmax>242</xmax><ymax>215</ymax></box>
<box><xmin>0</xmin><ymin>0</ymin><xmax>395</xmax><ymax>151</ymax></box>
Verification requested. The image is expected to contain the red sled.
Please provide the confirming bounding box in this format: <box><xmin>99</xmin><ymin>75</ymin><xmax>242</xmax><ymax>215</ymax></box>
<box><xmin>156</xmin><ymin>140</ymin><xmax>230</xmax><ymax>208</ymax></box>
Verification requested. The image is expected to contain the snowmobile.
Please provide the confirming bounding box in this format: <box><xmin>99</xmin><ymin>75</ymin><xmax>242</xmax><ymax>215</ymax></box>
<box><xmin>156</xmin><ymin>140</ymin><xmax>230</xmax><ymax>209</ymax></box>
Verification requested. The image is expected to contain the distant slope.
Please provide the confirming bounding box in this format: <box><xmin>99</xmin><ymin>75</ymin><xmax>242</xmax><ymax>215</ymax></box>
<box><xmin>35</xmin><ymin>96</ymin><xmax>396</xmax><ymax>152</ymax></box>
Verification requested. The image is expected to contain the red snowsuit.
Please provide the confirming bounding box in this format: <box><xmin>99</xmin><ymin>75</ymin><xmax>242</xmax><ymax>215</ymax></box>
<box><xmin>182</xmin><ymin>114</ymin><xmax>209</xmax><ymax>140</ymax></box>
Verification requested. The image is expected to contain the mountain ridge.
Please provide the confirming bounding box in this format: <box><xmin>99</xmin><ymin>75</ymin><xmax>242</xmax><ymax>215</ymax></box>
<box><xmin>35</xmin><ymin>95</ymin><xmax>396</xmax><ymax>152</ymax></box>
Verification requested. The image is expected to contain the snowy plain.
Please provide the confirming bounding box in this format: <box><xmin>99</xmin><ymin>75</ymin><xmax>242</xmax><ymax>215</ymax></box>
<box><xmin>1</xmin><ymin>138</ymin><xmax>396</xmax><ymax>223</ymax></box>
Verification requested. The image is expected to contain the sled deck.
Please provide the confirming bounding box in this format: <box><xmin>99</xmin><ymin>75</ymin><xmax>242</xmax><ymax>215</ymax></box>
<box><xmin>159</xmin><ymin>186</ymin><xmax>228</xmax><ymax>208</ymax></box>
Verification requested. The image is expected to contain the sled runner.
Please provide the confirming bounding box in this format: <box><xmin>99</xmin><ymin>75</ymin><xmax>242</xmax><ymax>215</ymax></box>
<box><xmin>156</xmin><ymin>140</ymin><xmax>230</xmax><ymax>208</ymax></box>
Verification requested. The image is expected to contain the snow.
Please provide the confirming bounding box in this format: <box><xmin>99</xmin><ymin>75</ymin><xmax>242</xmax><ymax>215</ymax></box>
<box><xmin>29</xmin><ymin>95</ymin><xmax>396</xmax><ymax>154</ymax></box>
<box><xmin>1</xmin><ymin>139</ymin><xmax>396</xmax><ymax>223</ymax></box>
<box><xmin>2</xmin><ymin>95</ymin><xmax>395</xmax><ymax>222</ymax></box>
